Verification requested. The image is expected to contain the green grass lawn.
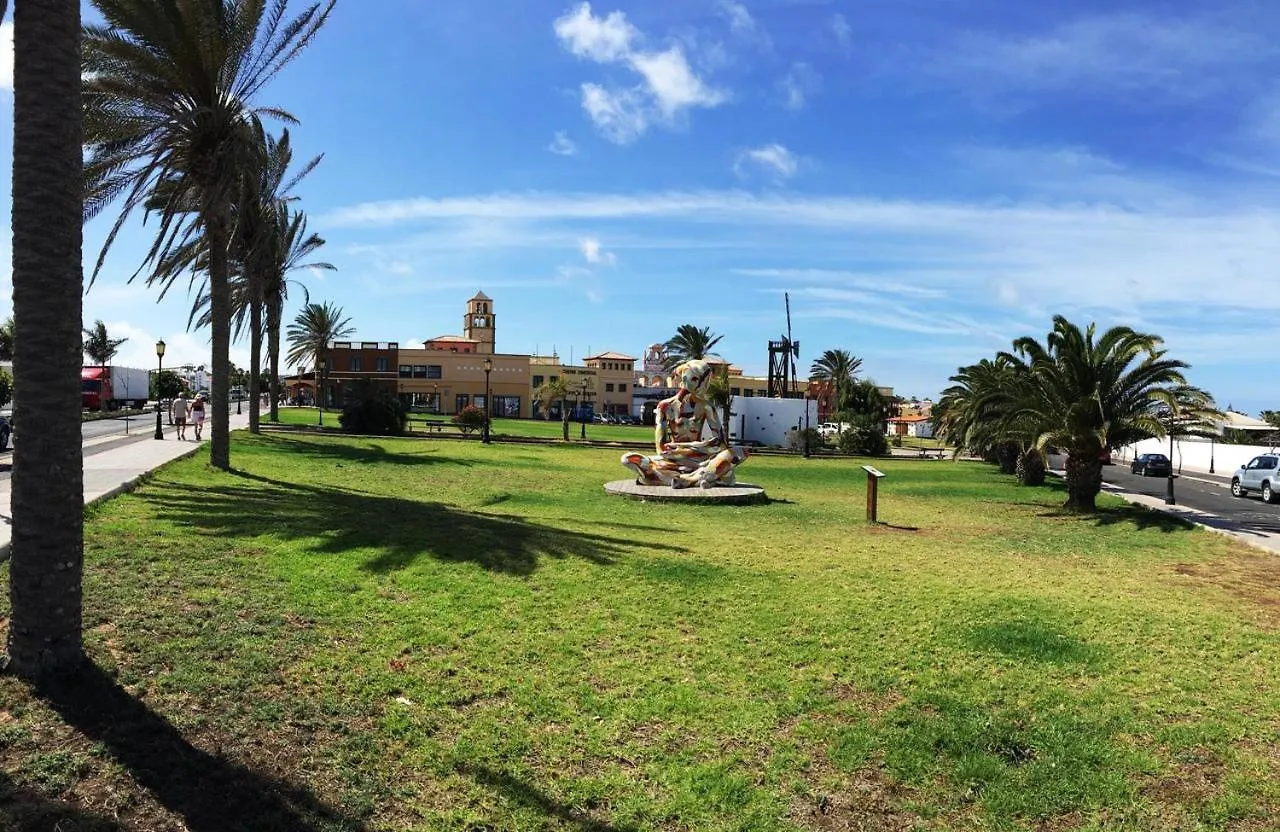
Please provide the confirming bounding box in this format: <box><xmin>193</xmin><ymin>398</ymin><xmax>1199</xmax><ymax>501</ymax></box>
<box><xmin>269</xmin><ymin>406</ymin><xmax>652</xmax><ymax>443</ymax></box>
<box><xmin>3</xmin><ymin>434</ymin><xmax>1279</xmax><ymax>831</ymax></box>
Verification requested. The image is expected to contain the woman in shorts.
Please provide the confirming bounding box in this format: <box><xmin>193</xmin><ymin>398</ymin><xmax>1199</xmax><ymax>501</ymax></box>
<box><xmin>190</xmin><ymin>393</ymin><xmax>206</xmax><ymax>440</ymax></box>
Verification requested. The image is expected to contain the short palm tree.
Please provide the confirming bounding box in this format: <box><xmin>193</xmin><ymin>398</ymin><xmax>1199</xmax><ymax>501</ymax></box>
<box><xmin>663</xmin><ymin>325</ymin><xmax>723</xmax><ymax>370</ymax></box>
<box><xmin>810</xmin><ymin>348</ymin><xmax>862</xmax><ymax>423</ymax></box>
<box><xmin>534</xmin><ymin>377</ymin><xmax>572</xmax><ymax>441</ymax></box>
<box><xmin>8</xmin><ymin>0</ymin><xmax>87</xmax><ymax>677</ymax></box>
<box><xmin>1004</xmin><ymin>316</ymin><xmax>1195</xmax><ymax>511</ymax></box>
<box><xmin>286</xmin><ymin>302</ymin><xmax>353</xmax><ymax>424</ymax></box>
<box><xmin>82</xmin><ymin>0</ymin><xmax>335</xmax><ymax>469</ymax></box>
<box><xmin>265</xmin><ymin>207</ymin><xmax>333</xmax><ymax>423</ymax></box>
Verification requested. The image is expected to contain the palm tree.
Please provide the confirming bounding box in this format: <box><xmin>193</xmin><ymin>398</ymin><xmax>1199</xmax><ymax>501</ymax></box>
<box><xmin>533</xmin><ymin>377</ymin><xmax>572</xmax><ymax>441</ymax></box>
<box><xmin>82</xmin><ymin>320</ymin><xmax>128</xmax><ymax>412</ymax></box>
<box><xmin>286</xmin><ymin>301</ymin><xmax>353</xmax><ymax>424</ymax></box>
<box><xmin>7</xmin><ymin>0</ymin><xmax>87</xmax><ymax>677</ymax></box>
<box><xmin>265</xmin><ymin>207</ymin><xmax>333</xmax><ymax>423</ymax></box>
<box><xmin>663</xmin><ymin>324</ymin><xmax>723</xmax><ymax>370</ymax></box>
<box><xmin>82</xmin><ymin>0</ymin><xmax>335</xmax><ymax>470</ymax></box>
<box><xmin>1003</xmin><ymin>316</ymin><xmax>1194</xmax><ymax>511</ymax></box>
<box><xmin>705</xmin><ymin>366</ymin><xmax>733</xmax><ymax>439</ymax></box>
<box><xmin>809</xmin><ymin>348</ymin><xmax>862</xmax><ymax>424</ymax></box>
<box><xmin>937</xmin><ymin>357</ymin><xmax>1027</xmax><ymax>476</ymax></box>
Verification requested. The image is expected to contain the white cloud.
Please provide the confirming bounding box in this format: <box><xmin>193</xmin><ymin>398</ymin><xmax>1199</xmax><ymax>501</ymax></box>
<box><xmin>581</xmin><ymin>83</ymin><xmax>649</xmax><ymax>144</ymax></box>
<box><xmin>831</xmin><ymin>13</ymin><xmax>852</xmax><ymax>54</ymax></box>
<box><xmin>554</xmin><ymin>4</ymin><xmax>728</xmax><ymax>143</ymax></box>
<box><xmin>547</xmin><ymin>131</ymin><xmax>578</xmax><ymax>156</ymax></box>
<box><xmin>0</xmin><ymin>23</ymin><xmax>12</xmax><ymax>92</ymax></box>
<box><xmin>733</xmin><ymin>143</ymin><xmax>799</xmax><ymax>182</ymax></box>
<box><xmin>553</xmin><ymin>2</ymin><xmax>638</xmax><ymax>62</ymax></box>
<box><xmin>779</xmin><ymin>62</ymin><xmax>820</xmax><ymax>110</ymax></box>
<box><xmin>720</xmin><ymin>1</ymin><xmax>770</xmax><ymax>50</ymax></box>
<box><xmin>579</xmin><ymin>236</ymin><xmax>618</xmax><ymax>266</ymax></box>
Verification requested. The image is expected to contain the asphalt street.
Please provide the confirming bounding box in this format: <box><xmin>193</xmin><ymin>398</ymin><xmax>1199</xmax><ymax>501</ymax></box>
<box><xmin>1060</xmin><ymin>456</ymin><xmax>1280</xmax><ymax>536</ymax></box>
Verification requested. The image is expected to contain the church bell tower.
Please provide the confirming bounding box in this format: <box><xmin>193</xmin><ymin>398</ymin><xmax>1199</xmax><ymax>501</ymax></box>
<box><xmin>463</xmin><ymin>291</ymin><xmax>496</xmax><ymax>355</ymax></box>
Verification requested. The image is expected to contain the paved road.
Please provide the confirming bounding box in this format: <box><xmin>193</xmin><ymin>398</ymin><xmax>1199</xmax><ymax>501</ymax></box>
<box><xmin>1051</xmin><ymin>455</ymin><xmax>1280</xmax><ymax>536</ymax></box>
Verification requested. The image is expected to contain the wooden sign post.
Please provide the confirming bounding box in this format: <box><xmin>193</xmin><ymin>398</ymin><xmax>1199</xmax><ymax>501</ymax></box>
<box><xmin>862</xmin><ymin>465</ymin><xmax>885</xmax><ymax>523</ymax></box>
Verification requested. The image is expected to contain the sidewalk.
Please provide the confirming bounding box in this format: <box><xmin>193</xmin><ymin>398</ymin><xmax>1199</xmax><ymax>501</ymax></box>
<box><xmin>0</xmin><ymin>410</ymin><xmax>252</xmax><ymax>561</ymax></box>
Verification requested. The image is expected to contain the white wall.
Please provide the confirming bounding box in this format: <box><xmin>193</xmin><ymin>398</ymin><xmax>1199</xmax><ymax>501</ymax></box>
<box><xmin>729</xmin><ymin>397</ymin><xmax>818</xmax><ymax>447</ymax></box>
<box><xmin>1117</xmin><ymin>436</ymin><xmax>1279</xmax><ymax>475</ymax></box>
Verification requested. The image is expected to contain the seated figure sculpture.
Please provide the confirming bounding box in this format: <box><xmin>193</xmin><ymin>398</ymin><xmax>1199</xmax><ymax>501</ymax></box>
<box><xmin>621</xmin><ymin>359</ymin><xmax>748</xmax><ymax>489</ymax></box>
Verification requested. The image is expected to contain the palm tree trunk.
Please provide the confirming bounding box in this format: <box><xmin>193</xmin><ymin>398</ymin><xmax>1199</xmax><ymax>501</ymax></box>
<box><xmin>561</xmin><ymin>398</ymin><xmax>569</xmax><ymax>441</ymax></box>
<box><xmin>7</xmin><ymin>0</ymin><xmax>86</xmax><ymax>677</ymax></box>
<box><xmin>267</xmin><ymin>297</ymin><xmax>281</xmax><ymax>422</ymax></box>
<box><xmin>205</xmin><ymin>214</ymin><xmax>232</xmax><ymax>470</ymax></box>
<box><xmin>248</xmin><ymin>294</ymin><xmax>262</xmax><ymax>434</ymax></box>
<box><xmin>1016</xmin><ymin>449</ymin><xmax>1046</xmax><ymax>486</ymax></box>
<box><xmin>1064</xmin><ymin>451</ymin><xmax>1102</xmax><ymax>511</ymax></box>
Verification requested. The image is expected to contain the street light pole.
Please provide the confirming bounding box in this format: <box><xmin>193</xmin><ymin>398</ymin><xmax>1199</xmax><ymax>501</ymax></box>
<box><xmin>482</xmin><ymin>357</ymin><xmax>493</xmax><ymax>444</ymax></box>
<box><xmin>1209</xmin><ymin>435</ymin><xmax>1216</xmax><ymax>474</ymax></box>
<box><xmin>154</xmin><ymin>340</ymin><xmax>166</xmax><ymax>440</ymax></box>
<box><xmin>803</xmin><ymin>389</ymin><xmax>811</xmax><ymax>459</ymax></box>
<box><xmin>1165</xmin><ymin>431</ymin><xmax>1176</xmax><ymax>505</ymax></box>
<box><xmin>580</xmin><ymin>380</ymin><xmax>590</xmax><ymax>440</ymax></box>
<box><xmin>236</xmin><ymin>369</ymin><xmax>243</xmax><ymax>415</ymax></box>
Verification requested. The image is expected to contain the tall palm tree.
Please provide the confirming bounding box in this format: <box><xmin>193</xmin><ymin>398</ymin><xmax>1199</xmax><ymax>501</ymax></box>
<box><xmin>8</xmin><ymin>0</ymin><xmax>87</xmax><ymax>677</ymax></box>
<box><xmin>663</xmin><ymin>324</ymin><xmax>723</xmax><ymax>370</ymax></box>
<box><xmin>809</xmin><ymin>348</ymin><xmax>862</xmax><ymax>422</ymax></box>
<box><xmin>1003</xmin><ymin>316</ymin><xmax>1194</xmax><ymax>511</ymax></box>
<box><xmin>533</xmin><ymin>377</ymin><xmax>572</xmax><ymax>441</ymax></box>
<box><xmin>286</xmin><ymin>301</ymin><xmax>353</xmax><ymax>424</ymax></box>
<box><xmin>82</xmin><ymin>0</ymin><xmax>335</xmax><ymax>470</ymax></box>
<box><xmin>82</xmin><ymin>320</ymin><xmax>128</xmax><ymax>412</ymax></box>
<box><xmin>265</xmin><ymin>207</ymin><xmax>333</xmax><ymax>423</ymax></box>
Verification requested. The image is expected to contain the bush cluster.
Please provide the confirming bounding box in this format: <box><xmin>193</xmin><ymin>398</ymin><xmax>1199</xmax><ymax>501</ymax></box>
<box><xmin>453</xmin><ymin>404</ymin><xmax>487</xmax><ymax>434</ymax></box>
<box><xmin>339</xmin><ymin>384</ymin><xmax>406</xmax><ymax>435</ymax></box>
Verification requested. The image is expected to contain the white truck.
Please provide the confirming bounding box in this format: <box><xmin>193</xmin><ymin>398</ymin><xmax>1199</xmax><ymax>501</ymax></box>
<box><xmin>82</xmin><ymin>365</ymin><xmax>151</xmax><ymax>411</ymax></box>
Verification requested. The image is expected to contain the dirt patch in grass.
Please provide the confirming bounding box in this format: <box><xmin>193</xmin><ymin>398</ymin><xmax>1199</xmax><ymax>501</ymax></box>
<box><xmin>789</xmin><ymin>762</ymin><xmax>920</xmax><ymax>832</ymax></box>
<box><xmin>1171</xmin><ymin>554</ymin><xmax>1280</xmax><ymax>628</ymax></box>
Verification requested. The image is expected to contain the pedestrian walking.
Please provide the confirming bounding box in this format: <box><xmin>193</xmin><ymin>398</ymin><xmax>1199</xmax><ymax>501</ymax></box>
<box><xmin>190</xmin><ymin>393</ymin><xmax>206</xmax><ymax>440</ymax></box>
<box><xmin>172</xmin><ymin>392</ymin><xmax>189</xmax><ymax>440</ymax></box>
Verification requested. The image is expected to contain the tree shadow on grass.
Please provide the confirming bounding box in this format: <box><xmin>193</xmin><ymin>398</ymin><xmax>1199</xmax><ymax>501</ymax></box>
<box><xmin>34</xmin><ymin>662</ymin><xmax>364</xmax><ymax>832</ymax></box>
<box><xmin>461</xmin><ymin>764</ymin><xmax>640</xmax><ymax>832</ymax></box>
<box><xmin>265</xmin><ymin>434</ymin><xmax>471</xmax><ymax>468</ymax></box>
<box><xmin>1038</xmin><ymin>505</ymin><xmax>1196</xmax><ymax>533</ymax></box>
<box><xmin>0</xmin><ymin>769</ymin><xmax>124</xmax><ymax>831</ymax></box>
<box><xmin>145</xmin><ymin>470</ymin><xmax>686</xmax><ymax>576</ymax></box>
<box><xmin>967</xmin><ymin>618</ymin><xmax>1106</xmax><ymax>667</ymax></box>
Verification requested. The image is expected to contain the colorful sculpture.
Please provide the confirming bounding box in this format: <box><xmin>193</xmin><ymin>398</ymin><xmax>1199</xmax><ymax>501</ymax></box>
<box><xmin>621</xmin><ymin>359</ymin><xmax>748</xmax><ymax>489</ymax></box>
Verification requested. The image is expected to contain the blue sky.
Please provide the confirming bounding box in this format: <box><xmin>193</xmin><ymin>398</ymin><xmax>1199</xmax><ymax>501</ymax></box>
<box><xmin>3</xmin><ymin>0</ymin><xmax>1280</xmax><ymax>411</ymax></box>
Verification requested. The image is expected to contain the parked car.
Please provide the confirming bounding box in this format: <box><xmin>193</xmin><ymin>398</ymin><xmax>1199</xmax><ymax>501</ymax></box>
<box><xmin>1130</xmin><ymin>453</ymin><xmax>1172</xmax><ymax>477</ymax></box>
<box><xmin>0</xmin><ymin>415</ymin><xmax>10</xmax><ymax>452</ymax></box>
<box><xmin>1231</xmin><ymin>453</ymin><xmax>1280</xmax><ymax>504</ymax></box>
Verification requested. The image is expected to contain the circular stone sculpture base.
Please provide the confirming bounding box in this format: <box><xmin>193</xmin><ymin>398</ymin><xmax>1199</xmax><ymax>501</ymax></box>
<box><xmin>604</xmin><ymin>479</ymin><xmax>768</xmax><ymax>504</ymax></box>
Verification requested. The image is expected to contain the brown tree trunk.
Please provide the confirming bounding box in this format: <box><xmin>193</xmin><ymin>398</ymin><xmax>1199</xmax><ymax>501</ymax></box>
<box><xmin>267</xmin><ymin>296</ymin><xmax>281</xmax><ymax>422</ymax></box>
<box><xmin>205</xmin><ymin>215</ymin><xmax>232</xmax><ymax>469</ymax></box>
<box><xmin>7</xmin><ymin>0</ymin><xmax>86</xmax><ymax>677</ymax></box>
<box><xmin>561</xmin><ymin>398</ymin><xmax>569</xmax><ymax>441</ymax></box>
<box><xmin>1063</xmin><ymin>451</ymin><xmax>1102</xmax><ymax>511</ymax></box>
<box><xmin>997</xmin><ymin>442</ymin><xmax>1018</xmax><ymax>475</ymax></box>
<box><xmin>248</xmin><ymin>294</ymin><xmax>262</xmax><ymax>433</ymax></box>
<box><xmin>1016</xmin><ymin>449</ymin><xmax>1046</xmax><ymax>486</ymax></box>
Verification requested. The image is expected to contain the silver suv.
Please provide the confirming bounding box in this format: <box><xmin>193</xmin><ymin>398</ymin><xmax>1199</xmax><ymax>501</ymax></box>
<box><xmin>1231</xmin><ymin>454</ymin><xmax>1280</xmax><ymax>504</ymax></box>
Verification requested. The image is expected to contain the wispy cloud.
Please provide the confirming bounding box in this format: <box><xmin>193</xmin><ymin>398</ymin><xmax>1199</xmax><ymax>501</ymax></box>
<box><xmin>579</xmin><ymin>236</ymin><xmax>617</xmax><ymax>266</ymax></box>
<box><xmin>719</xmin><ymin>0</ymin><xmax>771</xmax><ymax>51</ymax></box>
<box><xmin>547</xmin><ymin>131</ymin><xmax>578</xmax><ymax>156</ymax></box>
<box><xmin>778</xmin><ymin>62</ymin><xmax>819</xmax><ymax>110</ymax></box>
<box><xmin>733</xmin><ymin>144</ymin><xmax>799</xmax><ymax>182</ymax></box>
<box><xmin>553</xmin><ymin>3</ymin><xmax>727</xmax><ymax>143</ymax></box>
<box><xmin>830</xmin><ymin>13</ymin><xmax>852</xmax><ymax>54</ymax></box>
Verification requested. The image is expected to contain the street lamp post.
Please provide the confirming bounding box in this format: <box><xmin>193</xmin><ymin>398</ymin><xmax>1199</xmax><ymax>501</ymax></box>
<box><xmin>433</xmin><ymin>383</ymin><xmax>439</xmax><ymax>415</ymax></box>
<box><xmin>482</xmin><ymin>357</ymin><xmax>493</xmax><ymax>444</ymax></box>
<box><xmin>1166</xmin><ymin>432</ymin><xmax>1176</xmax><ymax>505</ymax></box>
<box><xmin>154</xmin><ymin>340</ymin><xmax>166</xmax><ymax>440</ymax></box>
<box><xmin>579</xmin><ymin>380</ymin><xmax>591</xmax><ymax>440</ymax></box>
<box><xmin>1209</xmin><ymin>435</ymin><xmax>1216</xmax><ymax>474</ymax></box>
<box><xmin>236</xmin><ymin>369</ymin><xmax>243</xmax><ymax>415</ymax></box>
<box><xmin>803</xmin><ymin>390</ymin><xmax>811</xmax><ymax>459</ymax></box>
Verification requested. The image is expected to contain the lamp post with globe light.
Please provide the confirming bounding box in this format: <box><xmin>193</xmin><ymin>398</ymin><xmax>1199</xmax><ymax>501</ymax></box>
<box><xmin>154</xmin><ymin>340</ymin><xmax>166</xmax><ymax>440</ymax></box>
<box><xmin>482</xmin><ymin>357</ymin><xmax>493</xmax><ymax>444</ymax></box>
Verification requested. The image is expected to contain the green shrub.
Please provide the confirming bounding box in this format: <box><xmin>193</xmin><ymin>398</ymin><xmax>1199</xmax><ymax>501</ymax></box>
<box><xmin>787</xmin><ymin>427</ymin><xmax>822</xmax><ymax>452</ymax></box>
<box><xmin>837</xmin><ymin>416</ymin><xmax>890</xmax><ymax>456</ymax></box>
<box><xmin>0</xmin><ymin>367</ymin><xmax>12</xmax><ymax>409</ymax></box>
<box><xmin>453</xmin><ymin>404</ymin><xmax>487</xmax><ymax>434</ymax></box>
<box><xmin>891</xmin><ymin>434</ymin><xmax>903</xmax><ymax>448</ymax></box>
<box><xmin>338</xmin><ymin>384</ymin><xmax>406</xmax><ymax>435</ymax></box>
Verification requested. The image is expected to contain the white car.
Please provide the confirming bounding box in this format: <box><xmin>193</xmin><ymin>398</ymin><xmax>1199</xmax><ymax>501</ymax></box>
<box><xmin>1231</xmin><ymin>454</ymin><xmax>1280</xmax><ymax>504</ymax></box>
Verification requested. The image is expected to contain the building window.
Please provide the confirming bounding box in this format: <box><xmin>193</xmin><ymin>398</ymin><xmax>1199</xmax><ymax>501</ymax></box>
<box><xmin>730</xmin><ymin>387</ymin><xmax>740</xmax><ymax>396</ymax></box>
<box><xmin>605</xmin><ymin>383</ymin><xmax>615</xmax><ymax>392</ymax></box>
<box><xmin>398</xmin><ymin>365</ymin><xmax>412</xmax><ymax>378</ymax></box>
<box><xmin>493</xmin><ymin>395</ymin><xmax>520</xmax><ymax>417</ymax></box>
<box><xmin>743</xmin><ymin>389</ymin><xmax>753</xmax><ymax>397</ymax></box>
<box><xmin>377</xmin><ymin>357</ymin><xmax>389</xmax><ymax>372</ymax></box>
<box><xmin>427</xmin><ymin>365</ymin><xmax>442</xmax><ymax>379</ymax></box>
<box><xmin>350</xmin><ymin>356</ymin><xmax>362</xmax><ymax>372</ymax></box>
<box><xmin>455</xmin><ymin>393</ymin><xmax>470</xmax><ymax>412</ymax></box>
<box><xmin>618</xmin><ymin>383</ymin><xmax>627</xmax><ymax>392</ymax></box>
<box><xmin>532</xmin><ymin>375</ymin><xmax>544</xmax><ymax>387</ymax></box>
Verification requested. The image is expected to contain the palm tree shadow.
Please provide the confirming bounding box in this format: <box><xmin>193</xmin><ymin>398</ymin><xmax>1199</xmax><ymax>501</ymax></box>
<box><xmin>461</xmin><ymin>764</ymin><xmax>640</xmax><ymax>832</ymax></box>
<box><xmin>144</xmin><ymin>469</ymin><xmax>686</xmax><ymax>576</ymax></box>
<box><xmin>0</xmin><ymin>769</ymin><xmax>124</xmax><ymax>831</ymax></box>
<box><xmin>264</xmin><ymin>435</ymin><xmax>470</xmax><ymax>468</ymax></box>
<box><xmin>1038</xmin><ymin>505</ymin><xmax>1195</xmax><ymax>533</ymax></box>
<box><xmin>34</xmin><ymin>662</ymin><xmax>364</xmax><ymax>832</ymax></box>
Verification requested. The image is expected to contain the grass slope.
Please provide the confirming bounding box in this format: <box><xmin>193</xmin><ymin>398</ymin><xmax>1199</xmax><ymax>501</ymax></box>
<box><xmin>2</xmin><ymin>433</ymin><xmax>1279</xmax><ymax>831</ymax></box>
